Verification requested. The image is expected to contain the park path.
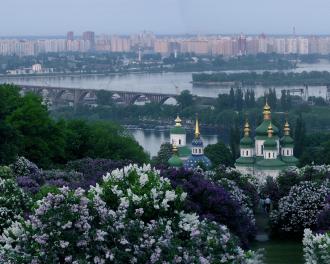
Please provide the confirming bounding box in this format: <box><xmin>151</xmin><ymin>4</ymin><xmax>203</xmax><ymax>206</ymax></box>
<box><xmin>253</xmin><ymin>210</ymin><xmax>304</xmax><ymax>264</ymax></box>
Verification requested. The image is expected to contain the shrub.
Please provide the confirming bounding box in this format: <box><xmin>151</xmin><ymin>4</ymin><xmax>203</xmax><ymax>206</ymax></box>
<box><xmin>0</xmin><ymin>165</ymin><xmax>262</xmax><ymax>263</ymax></box>
<box><xmin>303</xmin><ymin>229</ymin><xmax>330</xmax><ymax>264</ymax></box>
<box><xmin>11</xmin><ymin>157</ymin><xmax>43</xmax><ymax>194</ymax></box>
<box><xmin>277</xmin><ymin>165</ymin><xmax>330</xmax><ymax>198</ymax></box>
<box><xmin>270</xmin><ymin>181</ymin><xmax>330</xmax><ymax>234</ymax></box>
<box><xmin>316</xmin><ymin>195</ymin><xmax>330</xmax><ymax>233</ymax></box>
<box><xmin>65</xmin><ymin>158</ymin><xmax>131</xmax><ymax>188</ymax></box>
<box><xmin>162</xmin><ymin>168</ymin><xmax>256</xmax><ymax>247</ymax></box>
<box><xmin>0</xmin><ymin>166</ymin><xmax>30</xmax><ymax>234</ymax></box>
<box><xmin>213</xmin><ymin>166</ymin><xmax>259</xmax><ymax>212</ymax></box>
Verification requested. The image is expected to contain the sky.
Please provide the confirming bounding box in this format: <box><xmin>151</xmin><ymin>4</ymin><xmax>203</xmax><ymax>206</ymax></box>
<box><xmin>0</xmin><ymin>0</ymin><xmax>330</xmax><ymax>36</ymax></box>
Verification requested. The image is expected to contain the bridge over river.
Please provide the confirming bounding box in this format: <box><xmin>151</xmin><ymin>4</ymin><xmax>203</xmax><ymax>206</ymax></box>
<box><xmin>19</xmin><ymin>84</ymin><xmax>191</xmax><ymax>107</ymax></box>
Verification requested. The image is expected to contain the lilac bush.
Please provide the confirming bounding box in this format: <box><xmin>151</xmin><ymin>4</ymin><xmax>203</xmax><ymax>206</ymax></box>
<box><xmin>0</xmin><ymin>164</ymin><xmax>263</xmax><ymax>263</ymax></box>
<box><xmin>11</xmin><ymin>157</ymin><xmax>43</xmax><ymax>194</ymax></box>
<box><xmin>316</xmin><ymin>195</ymin><xmax>330</xmax><ymax>233</ymax></box>
<box><xmin>213</xmin><ymin>166</ymin><xmax>259</xmax><ymax>212</ymax></box>
<box><xmin>0</xmin><ymin>166</ymin><xmax>30</xmax><ymax>234</ymax></box>
<box><xmin>270</xmin><ymin>181</ymin><xmax>330</xmax><ymax>234</ymax></box>
<box><xmin>303</xmin><ymin>229</ymin><xmax>330</xmax><ymax>264</ymax></box>
<box><xmin>277</xmin><ymin>165</ymin><xmax>330</xmax><ymax>198</ymax></box>
<box><xmin>11</xmin><ymin>157</ymin><xmax>84</xmax><ymax>194</ymax></box>
<box><xmin>65</xmin><ymin>158</ymin><xmax>131</xmax><ymax>188</ymax></box>
<box><xmin>162</xmin><ymin>168</ymin><xmax>256</xmax><ymax>247</ymax></box>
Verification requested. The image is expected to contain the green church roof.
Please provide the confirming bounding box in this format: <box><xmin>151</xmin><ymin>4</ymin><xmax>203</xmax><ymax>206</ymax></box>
<box><xmin>256</xmin><ymin>120</ymin><xmax>279</xmax><ymax>136</ymax></box>
<box><xmin>178</xmin><ymin>146</ymin><xmax>191</xmax><ymax>157</ymax></box>
<box><xmin>256</xmin><ymin>158</ymin><xmax>287</xmax><ymax>169</ymax></box>
<box><xmin>240</xmin><ymin>136</ymin><xmax>254</xmax><ymax>147</ymax></box>
<box><xmin>235</xmin><ymin>156</ymin><xmax>255</xmax><ymax>166</ymax></box>
<box><xmin>168</xmin><ymin>154</ymin><xmax>183</xmax><ymax>168</ymax></box>
<box><xmin>281</xmin><ymin>156</ymin><xmax>299</xmax><ymax>166</ymax></box>
<box><xmin>264</xmin><ymin>137</ymin><xmax>277</xmax><ymax>150</ymax></box>
<box><xmin>281</xmin><ymin>135</ymin><xmax>294</xmax><ymax>147</ymax></box>
<box><xmin>170</xmin><ymin>126</ymin><xmax>186</xmax><ymax>134</ymax></box>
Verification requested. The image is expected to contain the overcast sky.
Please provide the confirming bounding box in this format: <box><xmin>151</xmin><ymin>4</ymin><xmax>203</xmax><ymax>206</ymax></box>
<box><xmin>1</xmin><ymin>0</ymin><xmax>330</xmax><ymax>36</ymax></box>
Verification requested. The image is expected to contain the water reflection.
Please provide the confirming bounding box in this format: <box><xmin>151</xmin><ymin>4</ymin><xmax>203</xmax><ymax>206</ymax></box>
<box><xmin>128</xmin><ymin>128</ymin><xmax>219</xmax><ymax>157</ymax></box>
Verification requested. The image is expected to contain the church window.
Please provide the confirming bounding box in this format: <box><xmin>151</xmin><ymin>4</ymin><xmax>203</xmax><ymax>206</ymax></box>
<box><xmin>179</xmin><ymin>139</ymin><xmax>181</xmax><ymax>145</ymax></box>
<box><xmin>287</xmin><ymin>149</ymin><xmax>289</xmax><ymax>155</ymax></box>
<box><xmin>261</xmin><ymin>145</ymin><xmax>264</xmax><ymax>155</ymax></box>
<box><xmin>268</xmin><ymin>153</ymin><xmax>271</xmax><ymax>158</ymax></box>
<box><xmin>199</xmin><ymin>149</ymin><xmax>202</xmax><ymax>154</ymax></box>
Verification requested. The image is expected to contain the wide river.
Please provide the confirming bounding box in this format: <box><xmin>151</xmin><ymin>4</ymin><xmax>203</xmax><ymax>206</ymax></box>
<box><xmin>1</xmin><ymin>61</ymin><xmax>330</xmax><ymax>156</ymax></box>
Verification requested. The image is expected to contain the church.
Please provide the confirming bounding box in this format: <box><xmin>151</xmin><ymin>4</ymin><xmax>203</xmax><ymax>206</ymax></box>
<box><xmin>235</xmin><ymin>102</ymin><xmax>298</xmax><ymax>180</ymax></box>
<box><xmin>168</xmin><ymin>116</ymin><xmax>212</xmax><ymax>170</ymax></box>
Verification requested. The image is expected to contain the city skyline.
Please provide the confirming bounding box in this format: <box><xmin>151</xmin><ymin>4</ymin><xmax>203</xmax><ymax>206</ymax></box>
<box><xmin>1</xmin><ymin>0</ymin><xmax>330</xmax><ymax>36</ymax></box>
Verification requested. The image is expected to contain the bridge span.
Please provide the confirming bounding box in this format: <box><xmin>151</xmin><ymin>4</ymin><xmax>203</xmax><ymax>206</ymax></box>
<box><xmin>19</xmin><ymin>85</ymin><xmax>180</xmax><ymax>106</ymax></box>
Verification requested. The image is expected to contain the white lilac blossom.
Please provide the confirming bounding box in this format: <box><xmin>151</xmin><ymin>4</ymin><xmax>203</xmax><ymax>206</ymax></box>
<box><xmin>0</xmin><ymin>164</ymin><xmax>262</xmax><ymax>263</ymax></box>
<box><xmin>303</xmin><ymin>229</ymin><xmax>330</xmax><ymax>264</ymax></box>
<box><xmin>271</xmin><ymin>181</ymin><xmax>330</xmax><ymax>233</ymax></box>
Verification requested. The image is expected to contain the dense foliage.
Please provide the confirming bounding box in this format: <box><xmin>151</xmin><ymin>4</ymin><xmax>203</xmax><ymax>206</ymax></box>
<box><xmin>270</xmin><ymin>181</ymin><xmax>329</xmax><ymax>234</ymax></box>
<box><xmin>0</xmin><ymin>84</ymin><xmax>148</xmax><ymax>168</ymax></box>
<box><xmin>162</xmin><ymin>168</ymin><xmax>256</xmax><ymax>247</ymax></box>
<box><xmin>0</xmin><ymin>165</ymin><xmax>262</xmax><ymax>263</ymax></box>
<box><xmin>204</xmin><ymin>141</ymin><xmax>234</xmax><ymax>167</ymax></box>
<box><xmin>303</xmin><ymin>229</ymin><xmax>330</xmax><ymax>264</ymax></box>
<box><xmin>193</xmin><ymin>71</ymin><xmax>330</xmax><ymax>86</ymax></box>
<box><xmin>0</xmin><ymin>166</ymin><xmax>30</xmax><ymax>234</ymax></box>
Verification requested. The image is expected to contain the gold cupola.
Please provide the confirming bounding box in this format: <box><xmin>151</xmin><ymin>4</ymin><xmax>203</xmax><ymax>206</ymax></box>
<box><xmin>263</xmin><ymin>99</ymin><xmax>271</xmax><ymax>120</ymax></box>
<box><xmin>244</xmin><ymin>119</ymin><xmax>251</xmax><ymax>137</ymax></box>
<box><xmin>283</xmin><ymin>117</ymin><xmax>290</xmax><ymax>136</ymax></box>
<box><xmin>175</xmin><ymin>115</ymin><xmax>182</xmax><ymax>127</ymax></box>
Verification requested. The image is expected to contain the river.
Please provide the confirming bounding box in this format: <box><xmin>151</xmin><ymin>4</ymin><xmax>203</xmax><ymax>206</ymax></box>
<box><xmin>1</xmin><ymin>61</ymin><xmax>330</xmax><ymax>156</ymax></box>
<box><xmin>127</xmin><ymin>128</ymin><xmax>219</xmax><ymax>157</ymax></box>
<box><xmin>1</xmin><ymin>61</ymin><xmax>330</xmax><ymax>99</ymax></box>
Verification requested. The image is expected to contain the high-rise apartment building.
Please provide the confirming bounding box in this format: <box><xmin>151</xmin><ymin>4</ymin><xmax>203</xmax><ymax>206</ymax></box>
<box><xmin>82</xmin><ymin>31</ymin><xmax>95</xmax><ymax>50</ymax></box>
<box><xmin>67</xmin><ymin>31</ymin><xmax>74</xmax><ymax>41</ymax></box>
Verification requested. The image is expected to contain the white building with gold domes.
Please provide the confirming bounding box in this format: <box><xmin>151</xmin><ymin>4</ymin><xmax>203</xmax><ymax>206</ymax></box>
<box><xmin>235</xmin><ymin>102</ymin><xmax>298</xmax><ymax>180</ymax></box>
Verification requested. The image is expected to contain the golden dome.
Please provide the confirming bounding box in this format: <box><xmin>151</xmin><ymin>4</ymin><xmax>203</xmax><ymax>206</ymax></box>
<box><xmin>244</xmin><ymin>120</ymin><xmax>250</xmax><ymax>137</ymax></box>
<box><xmin>283</xmin><ymin>120</ymin><xmax>290</xmax><ymax>136</ymax></box>
<box><xmin>263</xmin><ymin>99</ymin><xmax>271</xmax><ymax>120</ymax></box>
<box><xmin>175</xmin><ymin>115</ymin><xmax>182</xmax><ymax>127</ymax></box>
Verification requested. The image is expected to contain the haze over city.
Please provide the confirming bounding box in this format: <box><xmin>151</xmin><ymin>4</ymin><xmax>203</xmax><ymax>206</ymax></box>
<box><xmin>1</xmin><ymin>0</ymin><xmax>330</xmax><ymax>36</ymax></box>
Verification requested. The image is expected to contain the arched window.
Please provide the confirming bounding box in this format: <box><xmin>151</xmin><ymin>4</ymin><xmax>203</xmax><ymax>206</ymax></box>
<box><xmin>261</xmin><ymin>145</ymin><xmax>264</xmax><ymax>155</ymax></box>
<box><xmin>199</xmin><ymin>149</ymin><xmax>202</xmax><ymax>154</ymax></box>
<box><xmin>179</xmin><ymin>139</ymin><xmax>181</xmax><ymax>145</ymax></box>
<box><xmin>268</xmin><ymin>153</ymin><xmax>271</xmax><ymax>158</ymax></box>
<box><xmin>246</xmin><ymin>150</ymin><xmax>249</xmax><ymax>156</ymax></box>
<box><xmin>287</xmin><ymin>149</ymin><xmax>289</xmax><ymax>155</ymax></box>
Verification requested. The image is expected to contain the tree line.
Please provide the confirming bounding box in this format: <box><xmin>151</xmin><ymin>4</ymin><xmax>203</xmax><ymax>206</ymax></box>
<box><xmin>0</xmin><ymin>84</ymin><xmax>148</xmax><ymax>168</ymax></box>
<box><xmin>193</xmin><ymin>71</ymin><xmax>330</xmax><ymax>86</ymax></box>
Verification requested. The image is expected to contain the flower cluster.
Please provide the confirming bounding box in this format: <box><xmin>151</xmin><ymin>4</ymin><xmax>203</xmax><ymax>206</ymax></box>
<box><xmin>162</xmin><ymin>168</ymin><xmax>256</xmax><ymax>247</ymax></box>
<box><xmin>303</xmin><ymin>229</ymin><xmax>330</xmax><ymax>264</ymax></box>
<box><xmin>270</xmin><ymin>181</ymin><xmax>330</xmax><ymax>233</ymax></box>
<box><xmin>11</xmin><ymin>157</ymin><xmax>84</xmax><ymax>194</ymax></box>
<box><xmin>0</xmin><ymin>164</ymin><xmax>262</xmax><ymax>263</ymax></box>
<box><xmin>65</xmin><ymin>158</ymin><xmax>131</xmax><ymax>188</ymax></box>
<box><xmin>217</xmin><ymin>178</ymin><xmax>256</xmax><ymax>225</ymax></box>
<box><xmin>0</xmin><ymin>166</ymin><xmax>30</xmax><ymax>234</ymax></box>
